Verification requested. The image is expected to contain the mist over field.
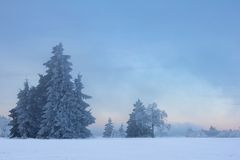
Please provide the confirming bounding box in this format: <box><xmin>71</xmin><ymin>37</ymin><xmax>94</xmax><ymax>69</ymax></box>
<box><xmin>1</xmin><ymin>0</ymin><xmax>240</xmax><ymax>160</ymax></box>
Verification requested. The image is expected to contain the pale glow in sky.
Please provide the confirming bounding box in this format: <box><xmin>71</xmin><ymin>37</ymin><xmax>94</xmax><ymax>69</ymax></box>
<box><xmin>0</xmin><ymin>1</ymin><xmax>240</xmax><ymax>129</ymax></box>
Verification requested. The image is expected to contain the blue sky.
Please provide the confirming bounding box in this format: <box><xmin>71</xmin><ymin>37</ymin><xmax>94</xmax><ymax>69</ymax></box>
<box><xmin>0</xmin><ymin>0</ymin><xmax>240</xmax><ymax>129</ymax></box>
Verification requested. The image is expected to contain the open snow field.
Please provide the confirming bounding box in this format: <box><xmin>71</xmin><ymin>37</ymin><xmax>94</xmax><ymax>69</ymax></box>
<box><xmin>0</xmin><ymin>138</ymin><xmax>240</xmax><ymax>160</ymax></box>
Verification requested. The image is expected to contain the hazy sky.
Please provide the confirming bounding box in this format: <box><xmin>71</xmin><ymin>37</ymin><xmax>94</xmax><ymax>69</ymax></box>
<box><xmin>1</xmin><ymin>0</ymin><xmax>240</xmax><ymax>129</ymax></box>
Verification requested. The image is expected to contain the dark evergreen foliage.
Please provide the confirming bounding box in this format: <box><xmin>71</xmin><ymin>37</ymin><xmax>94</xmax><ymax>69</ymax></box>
<box><xmin>9</xmin><ymin>43</ymin><xmax>95</xmax><ymax>139</ymax></box>
<box><xmin>126</xmin><ymin>99</ymin><xmax>151</xmax><ymax>137</ymax></box>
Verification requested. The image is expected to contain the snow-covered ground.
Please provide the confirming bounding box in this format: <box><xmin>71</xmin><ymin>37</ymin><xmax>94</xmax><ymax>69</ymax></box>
<box><xmin>0</xmin><ymin>138</ymin><xmax>239</xmax><ymax>160</ymax></box>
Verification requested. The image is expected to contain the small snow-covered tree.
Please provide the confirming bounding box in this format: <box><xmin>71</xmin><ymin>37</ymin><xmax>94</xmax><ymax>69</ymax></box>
<box><xmin>204</xmin><ymin>126</ymin><xmax>219</xmax><ymax>137</ymax></box>
<box><xmin>14</xmin><ymin>81</ymin><xmax>32</xmax><ymax>138</ymax></box>
<box><xmin>70</xmin><ymin>74</ymin><xmax>95</xmax><ymax>138</ymax></box>
<box><xmin>9</xmin><ymin>80</ymin><xmax>40</xmax><ymax>138</ymax></box>
<box><xmin>126</xmin><ymin>99</ymin><xmax>151</xmax><ymax>137</ymax></box>
<box><xmin>103</xmin><ymin>118</ymin><xmax>114</xmax><ymax>137</ymax></box>
<box><xmin>118</xmin><ymin>124</ymin><xmax>126</xmax><ymax>137</ymax></box>
<box><xmin>9</xmin><ymin>108</ymin><xmax>20</xmax><ymax>138</ymax></box>
<box><xmin>146</xmin><ymin>103</ymin><xmax>169</xmax><ymax>137</ymax></box>
<box><xmin>0</xmin><ymin>116</ymin><xmax>10</xmax><ymax>137</ymax></box>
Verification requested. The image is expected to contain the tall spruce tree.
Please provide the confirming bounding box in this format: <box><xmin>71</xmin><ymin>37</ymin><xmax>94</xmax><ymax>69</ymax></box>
<box><xmin>103</xmin><ymin>118</ymin><xmax>114</xmax><ymax>137</ymax></box>
<box><xmin>38</xmin><ymin>43</ymin><xmax>75</xmax><ymax>138</ymax></box>
<box><xmin>71</xmin><ymin>75</ymin><xmax>95</xmax><ymax>138</ymax></box>
<box><xmin>126</xmin><ymin>99</ymin><xmax>151</xmax><ymax>137</ymax></box>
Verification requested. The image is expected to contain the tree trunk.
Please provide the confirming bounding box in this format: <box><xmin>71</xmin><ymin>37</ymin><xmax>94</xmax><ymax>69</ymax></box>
<box><xmin>152</xmin><ymin>124</ymin><xmax>154</xmax><ymax>138</ymax></box>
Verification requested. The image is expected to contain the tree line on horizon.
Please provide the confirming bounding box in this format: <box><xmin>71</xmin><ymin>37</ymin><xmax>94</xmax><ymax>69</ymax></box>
<box><xmin>8</xmin><ymin>43</ymin><xmax>169</xmax><ymax>139</ymax></box>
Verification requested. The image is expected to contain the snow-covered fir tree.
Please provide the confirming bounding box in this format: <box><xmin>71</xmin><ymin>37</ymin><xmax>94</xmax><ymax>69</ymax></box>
<box><xmin>9</xmin><ymin>108</ymin><xmax>20</xmax><ymax>138</ymax></box>
<box><xmin>9</xmin><ymin>72</ymin><xmax>51</xmax><ymax>138</ymax></box>
<box><xmin>37</xmin><ymin>73</ymin><xmax>52</xmax><ymax>105</ymax></box>
<box><xmin>29</xmin><ymin>73</ymin><xmax>53</xmax><ymax>138</ymax></box>
<box><xmin>103</xmin><ymin>118</ymin><xmax>114</xmax><ymax>137</ymax></box>
<box><xmin>70</xmin><ymin>74</ymin><xmax>95</xmax><ymax>138</ymax></box>
<box><xmin>126</xmin><ymin>99</ymin><xmax>151</xmax><ymax>137</ymax></box>
<box><xmin>146</xmin><ymin>103</ymin><xmax>169</xmax><ymax>137</ymax></box>
<box><xmin>9</xmin><ymin>43</ymin><xmax>95</xmax><ymax>139</ymax></box>
<box><xmin>38</xmin><ymin>43</ymin><xmax>76</xmax><ymax>138</ymax></box>
<box><xmin>26</xmin><ymin>86</ymin><xmax>43</xmax><ymax>138</ymax></box>
<box><xmin>9</xmin><ymin>81</ymin><xmax>32</xmax><ymax>138</ymax></box>
<box><xmin>0</xmin><ymin>116</ymin><xmax>10</xmax><ymax>137</ymax></box>
<box><xmin>118</xmin><ymin>124</ymin><xmax>126</xmax><ymax>137</ymax></box>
